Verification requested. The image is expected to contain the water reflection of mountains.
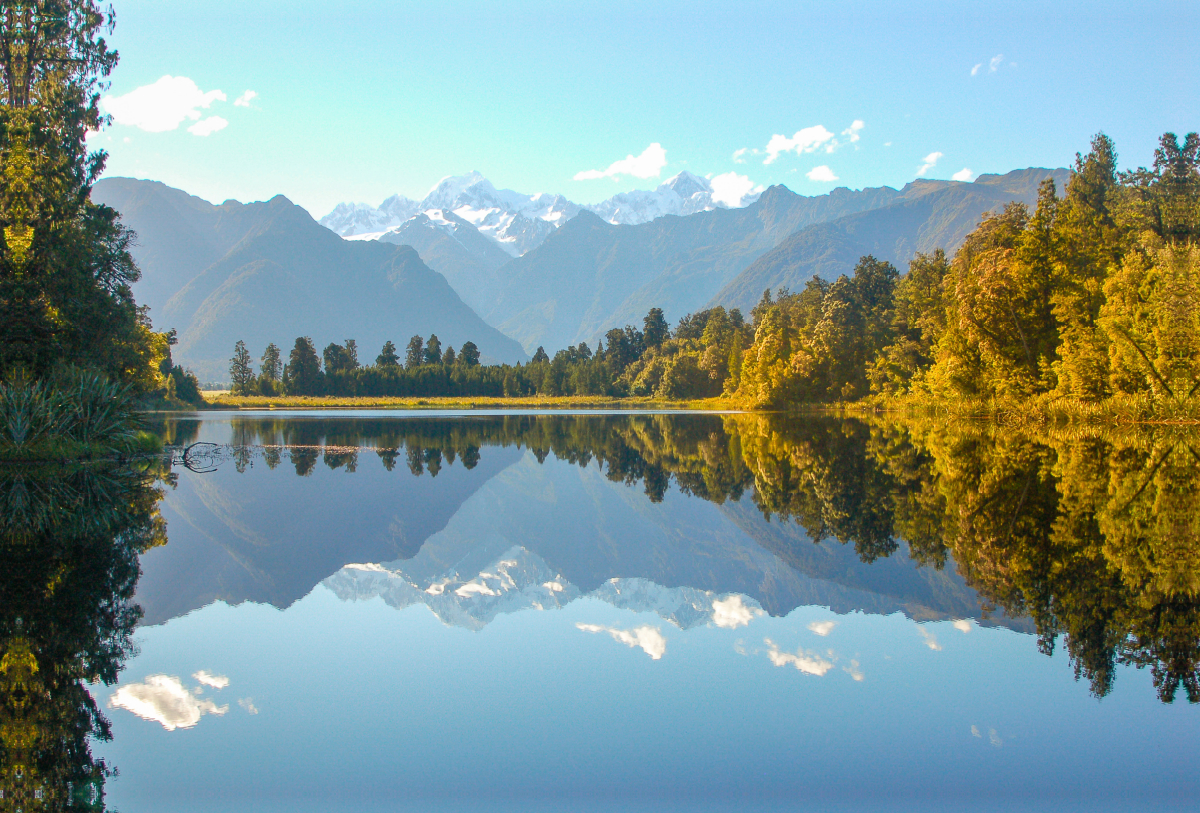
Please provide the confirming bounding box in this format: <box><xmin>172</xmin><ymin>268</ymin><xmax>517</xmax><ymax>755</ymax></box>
<box><xmin>147</xmin><ymin>413</ymin><xmax>1200</xmax><ymax>703</ymax></box>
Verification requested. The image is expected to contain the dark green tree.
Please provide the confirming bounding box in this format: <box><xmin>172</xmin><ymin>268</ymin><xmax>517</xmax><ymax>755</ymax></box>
<box><xmin>460</xmin><ymin>341</ymin><xmax>480</xmax><ymax>367</ymax></box>
<box><xmin>323</xmin><ymin>341</ymin><xmax>355</xmax><ymax>376</ymax></box>
<box><xmin>229</xmin><ymin>340</ymin><xmax>254</xmax><ymax>394</ymax></box>
<box><xmin>284</xmin><ymin>336</ymin><xmax>322</xmax><ymax>395</ymax></box>
<box><xmin>442</xmin><ymin>345</ymin><xmax>456</xmax><ymax>365</ymax></box>
<box><xmin>423</xmin><ymin>334</ymin><xmax>442</xmax><ymax>365</ymax></box>
<box><xmin>260</xmin><ymin>342</ymin><xmax>282</xmax><ymax>382</ymax></box>
<box><xmin>532</xmin><ymin>346</ymin><xmax>549</xmax><ymax>364</ymax></box>
<box><xmin>376</xmin><ymin>340</ymin><xmax>399</xmax><ymax>367</ymax></box>
<box><xmin>404</xmin><ymin>335</ymin><xmax>424</xmax><ymax>369</ymax></box>
<box><xmin>643</xmin><ymin>307</ymin><xmax>669</xmax><ymax>348</ymax></box>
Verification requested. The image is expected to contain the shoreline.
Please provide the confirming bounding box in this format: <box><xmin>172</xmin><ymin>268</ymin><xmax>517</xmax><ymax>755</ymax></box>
<box><xmin>184</xmin><ymin>393</ymin><xmax>744</xmax><ymax>412</ymax></box>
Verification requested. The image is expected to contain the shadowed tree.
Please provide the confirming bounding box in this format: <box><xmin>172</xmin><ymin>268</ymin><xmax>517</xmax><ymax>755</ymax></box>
<box><xmin>376</xmin><ymin>340</ymin><xmax>399</xmax><ymax>368</ymax></box>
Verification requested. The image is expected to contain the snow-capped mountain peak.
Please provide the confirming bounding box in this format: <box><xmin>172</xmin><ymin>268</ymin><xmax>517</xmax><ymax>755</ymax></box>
<box><xmin>318</xmin><ymin>170</ymin><xmax>763</xmax><ymax>254</ymax></box>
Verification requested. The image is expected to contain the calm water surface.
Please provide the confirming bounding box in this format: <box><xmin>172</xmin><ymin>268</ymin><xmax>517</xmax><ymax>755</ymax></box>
<box><xmin>3</xmin><ymin>412</ymin><xmax>1197</xmax><ymax>811</ymax></box>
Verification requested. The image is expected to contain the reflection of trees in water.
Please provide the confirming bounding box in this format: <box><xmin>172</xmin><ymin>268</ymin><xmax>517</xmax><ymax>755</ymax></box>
<box><xmin>875</xmin><ymin>421</ymin><xmax>1200</xmax><ymax>703</ymax></box>
<box><xmin>0</xmin><ymin>465</ymin><xmax>166</xmax><ymax>810</ymax></box>
<box><xmin>158</xmin><ymin>412</ymin><xmax>1200</xmax><ymax>702</ymax></box>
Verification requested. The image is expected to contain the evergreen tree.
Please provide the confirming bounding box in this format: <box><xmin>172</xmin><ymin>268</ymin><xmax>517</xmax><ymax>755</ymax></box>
<box><xmin>260</xmin><ymin>342</ymin><xmax>282</xmax><ymax>382</ymax></box>
<box><xmin>405</xmin><ymin>335</ymin><xmax>424</xmax><ymax>369</ymax></box>
<box><xmin>532</xmin><ymin>346</ymin><xmax>549</xmax><ymax>364</ymax></box>
<box><xmin>284</xmin><ymin>337</ymin><xmax>322</xmax><ymax>395</ymax></box>
<box><xmin>442</xmin><ymin>345</ymin><xmax>456</xmax><ymax>365</ymax></box>
<box><xmin>229</xmin><ymin>340</ymin><xmax>254</xmax><ymax>394</ymax></box>
<box><xmin>644</xmin><ymin>307</ymin><xmax>670</xmax><ymax>348</ymax></box>
<box><xmin>323</xmin><ymin>342</ymin><xmax>349</xmax><ymax>375</ymax></box>
<box><xmin>423</xmin><ymin>334</ymin><xmax>442</xmax><ymax>365</ymax></box>
<box><xmin>460</xmin><ymin>341</ymin><xmax>481</xmax><ymax>367</ymax></box>
<box><xmin>377</xmin><ymin>340</ymin><xmax>400</xmax><ymax>367</ymax></box>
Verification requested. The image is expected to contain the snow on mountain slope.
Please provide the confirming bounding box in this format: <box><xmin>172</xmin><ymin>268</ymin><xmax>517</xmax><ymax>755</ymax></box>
<box><xmin>589</xmin><ymin>171</ymin><xmax>763</xmax><ymax>225</ymax></box>
<box><xmin>318</xmin><ymin>170</ymin><xmax>763</xmax><ymax>255</ymax></box>
<box><xmin>320</xmin><ymin>193</ymin><xmax>421</xmax><ymax>237</ymax></box>
<box><xmin>322</xmin><ymin>544</ymin><xmax>764</xmax><ymax>632</ymax></box>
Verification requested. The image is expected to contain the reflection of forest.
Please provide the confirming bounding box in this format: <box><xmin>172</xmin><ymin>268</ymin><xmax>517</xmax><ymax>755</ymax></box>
<box><xmin>164</xmin><ymin>413</ymin><xmax>1200</xmax><ymax>702</ymax></box>
<box><xmin>0</xmin><ymin>464</ymin><xmax>166</xmax><ymax>810</ymax></box>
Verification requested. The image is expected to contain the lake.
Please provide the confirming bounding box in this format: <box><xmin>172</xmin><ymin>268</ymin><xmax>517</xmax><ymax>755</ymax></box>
<box><xmin>2</xmin><ymin>411</ymin><xmax>1197</xmax><ymax>812</ymax></box>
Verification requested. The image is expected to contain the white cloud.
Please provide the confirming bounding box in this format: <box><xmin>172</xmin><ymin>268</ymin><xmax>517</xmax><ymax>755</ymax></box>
<box><xmin>101</xmin><ymin>75</ymin><xmax>226</xmax><ymax>133</ymax></box>
<box><xmin>709</xmin><ymin>173</ymin><xmax>764</xmax><ymax>208</ymax></box>
<box><xmin>916</xmin><ymin>151</ymin><xmax>943</xmax><ymax>177</ymax></box>
<box><xmin>233</xmin><ymin>90</ymin><xmax>257</xmax><ymax>108</ymax></box>
<box><xmin>843</xmin><ymin>659</ymin><xmax>864</xmax><ymax>681</ymax></box>
<box><xmin>711</xmin><ymin>595</ymin><xmax>764</xmax><ymax>629</ymax></box>
<box><xmin>108</xmin><ymin>675</ymin><xmax>228</xmax><ymax>731</ymax></box>
<box><xmin>764</xmin><ymin>125</ymin><xmax>835</xmax><ymax>164</ymax></box>
<box><xmin>971</xmin><ymin>724</ymin><xmax>982</xmax><ymax>737</ymax></box>
<box><xmin>918</xmin><ymin>627</ymin><xmax>942</xmax><ymax>651</ymax></box>
<box><xmin>732</xmin><ymin>147</ymin><xmax>751</xmax><ymax>164</ymax></box>
<box><xmin>953</xmin><ymin>619</ymin><xmax>973</xmax><ymax>633</ymax></box>
<box><xmin>989</xmin><ymin>728</ymin><xmax>1003</xmax><ymax>747</ymax></box>
<box><xmin>575</xmin><ymin>143</ymin><xmax>667</xmax><ymax>181</ymax></box>
<box><xmin>807</xmin><ymin>620</ymin><xmax>837</xmax><ymax>636</ymax></box>
<box><xmin>972</xmin><ymin>55</ymin><xmax>1004</xmax><ymax>76</ymax></box>
<box><xmin>764</xmin><ymin>638</ymin><xmax>834</xmax><ymax>676</ymax></box>
<box><xmin>187</xmin><ymin>116</ymin><xmax>227</xmax><ymax>137</ymax></box>
<box><xmin>841</xmin><ymin>120</ymin><xmax>865</xmax><ymax>143</ymax></box>
<box><xmin>806</xmin><ymin>165</ymin><xmax>839</xmax><ymax>183</ymax></box>
<box><xmin>192</xmin><ymin>670</ymin><xmax>229</xmax><ymax>689</ymax></box>
<box><xmin>951</xmin><ymin>168</ymin><xmax>975</xmax><ymax>182</ymax></box>
<box><xmin>577</xmin><ymin>622</ymin><xmax>666</xmax><ymax>660</ymax></box>
<box><xmin>239</xmin><ymin>697</ymin><xmax>259</xmax><ymax>714</ymax></box>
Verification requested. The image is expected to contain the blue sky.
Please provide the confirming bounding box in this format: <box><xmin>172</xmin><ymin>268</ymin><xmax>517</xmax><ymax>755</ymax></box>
<box><xmin>93</xmin><ymin>0</ymin><xmax>1197</xmax><ymax>218</ymax></box>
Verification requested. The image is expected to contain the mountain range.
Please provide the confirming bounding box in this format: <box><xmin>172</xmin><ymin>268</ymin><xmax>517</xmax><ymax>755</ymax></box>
<box><xmin>320</xmin><ymin>170</ymin><xmax>761</xmax><ymax>252</ymax></box>
<box><xmin>94</xmin><ymin>165</ymin><xmax>1069</xmax><ymax>372</ymax></box>
<box><xmin>92</xmin><ymin>178</ymin><xmax>527</xmax><ymax>379</ymax></box>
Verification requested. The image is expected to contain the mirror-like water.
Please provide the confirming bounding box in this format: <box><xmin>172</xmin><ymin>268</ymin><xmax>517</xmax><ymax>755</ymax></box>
<box><xmin>2</xmin><ymin>412</ymin><xmax>1197</xmax><ymax>811</ymax></box>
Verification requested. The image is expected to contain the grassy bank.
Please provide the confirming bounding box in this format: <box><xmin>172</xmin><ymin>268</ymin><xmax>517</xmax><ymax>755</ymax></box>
<box><xmin>198</xmin><ymin>392</ymin><xmax>742</xmax><ymax>411</ymax></box>
<box><xmin>844</xmin><ymin>393</ymin><xmax>1200</xmax><ymax>426</ymax></box>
